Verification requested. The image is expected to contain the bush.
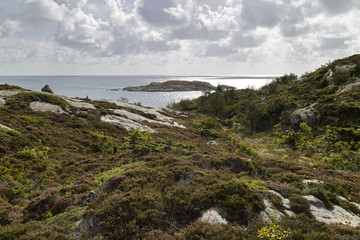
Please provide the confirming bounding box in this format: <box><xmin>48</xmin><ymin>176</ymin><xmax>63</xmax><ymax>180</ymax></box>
<box><xmin>258</xmin><ymin>210</ymin><xmax>290</xmax><ymax>240</ymax></box>
<box><xmin>324</xmin><ymin>150</ymin><xmax>360</xmax><ymax>172</ymax></box>
<box><xmin>289</xmin><ymin>194</ymin><xmax>310</xmax><ymax>214</ymax></box>
<box><xmin>17</xmin><ymin>146</ymin><xmax>49</xmax><ymax>160</ymax></box>
<box><xmin>274</xmin><ymin>123</ymin><xmax>313</xmax><ymax>150</ymax></box>
<box><xmin>89</xmin><ymin>132</ymin><xmax>118</xmax><ymax>154</ymax></box>
<box><xmin>200</xmin><ymin>117</ymin><xmax>223</xmax><ymax>130</ymax></box>
<box><xmin>332</xmin><ymin>69</ymin><xmax>350</xmax><ymax>85</ymax></box>
<box><xmin>94</xmin><ymin>161</ymin><xmax>146</xmax><ymax>189</ymax></box>
<box><xmin>231</xmin><ymin>138</ymin><xmax>259</xmax><ymax>158</ymax></box>
<box><xmin>214</xmin><ymin>178</ymin><xmax>265</xmax><ymax>223</ymax></box>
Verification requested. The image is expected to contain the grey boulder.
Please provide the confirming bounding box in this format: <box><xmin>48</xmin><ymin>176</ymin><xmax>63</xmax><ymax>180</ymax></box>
<box><xmin>290</xmin><ymin>104</ymin><xmax>320</xmax><ymax>128</ymax></box>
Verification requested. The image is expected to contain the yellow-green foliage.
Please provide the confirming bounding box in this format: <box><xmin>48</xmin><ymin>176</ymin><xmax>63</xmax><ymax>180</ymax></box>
<box><xmin>18</xmin><ymin>146</ymin><xmax>49</xmax><ymax>159</ymax></box>
<box><xmin>0</xmin><ymin>125</ymin><xmax>20</xmax><ymax>136</ymax></box>
<box><xmin>43</xmin><ymin>206</ymin><xmax>87</xmax><ymax>229</ymax></box>
<box><xmin>19</xmin><ymin>115</ymin><xmax>44</xmax><ymax>124</ymax></box>
<box><xmin>200</xmin><ymin>117</ymin><xmax>223</xmax><ymax>129</ymax></box>
<box><xmin>274</xmin><ymin>123</ymin><xmax>313</xmax><ymax>150</ymax></box>
<box><xmin>258</xmin><ymin>211</ymin><xmax>290</xmax><ymax>240</ymax></box>
<box><xmin>89</xmin><ymin>132</ymin><xmax>118</xmax><ymax>154</ymax></box>
<box><xmin>231</xmin><ymin>137</ymin><xmax>259</xmax><ymax>158</ymax></box>
<box><xmin>237</xmin><ymin>177</ymin><xmax>268</xmax><ymax>191</ymax></box>
<box><xmin>123</xmin><ymin>127</ymin><xmax>151</xmax><ymax>145</ymax></box>
<box><xmin>324</xmin><ymin>148</ymin><xmax>360</xmax><ymax>172</ymax></box>
<box><xmin>258</xmin><ymin>223</ymin><xmax>289</xmax><ymax>240</ymax></box>
<box><xmin>94</xmin><ymin>161</ymin><xmax>146</xmax><ymax>189</ymax></box>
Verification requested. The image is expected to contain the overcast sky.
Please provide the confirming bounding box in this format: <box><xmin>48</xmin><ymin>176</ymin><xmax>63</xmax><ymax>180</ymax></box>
<box><xmin>0</xmin><ymin>0</ymin><xmax>359</xmax><ymax>76</ymax></box>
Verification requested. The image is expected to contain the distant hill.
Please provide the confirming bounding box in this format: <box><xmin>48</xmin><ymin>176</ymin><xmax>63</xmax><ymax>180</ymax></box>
<box><xmin>122</xmin><ymin>80</ymin><xmax>234</xmax><ymax>92</ymax></box>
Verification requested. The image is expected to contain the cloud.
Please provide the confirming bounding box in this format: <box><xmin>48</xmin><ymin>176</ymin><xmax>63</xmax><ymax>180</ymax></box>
<box><xmin>137</xmin><ymin>0</ymin><xmax>187</xmax><ymax>26</ymax></box>
<box><xmin>319</xmin><ymin>0</ymin><xmax>355</xmax><ymax>15</ymax></box>
<box><xmin>19</xmin><ymin>0</ymin><xmax>66</xmax><ymax>26</ymax></box>
<box><xmin>240</xmin><ymin>0</ymin><xmax>282</xmax><ymax>29</ymax></box>
<box><xmin>171</xmin><ymin>24</ymin><xmax>227</xmax><ymax>41</ymax></box>
<box><xmin>0</xmin><ymin>0</ymin><xmax>359</xmax><ymax>75</ymax></box>
<box><xmin>231</xmin><ymin>32</ymin><xmax>264</xmax><ymax>48</ymax></box>
<box><xmin>204</xmin><ymin>44</ymin><xmax>235</xmax><ymax>57</ymax></box>
<box><xmin>279</xmin><ymin>4</ymin><xmax>311</xmax><ymax>37</ymax></box>
<box><xmin>319</xmin><ymin>37</ymin><xmax>351</xmax><ymax>50</ymax></box>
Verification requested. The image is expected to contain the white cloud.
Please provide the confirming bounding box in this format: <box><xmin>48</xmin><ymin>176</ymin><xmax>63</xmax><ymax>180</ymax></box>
<box><xmin>0</xmin><ymin>0</ymin><xmax>359</xmax><ymax>75</ymax></box>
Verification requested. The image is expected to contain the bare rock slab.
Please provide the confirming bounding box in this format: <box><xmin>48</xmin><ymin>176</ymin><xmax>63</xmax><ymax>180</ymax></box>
<box><xmin>101</xmin><ymin>115</ymin><xmax>155</xmax><ymax>133</ymax></box>
<box><xmin>305</xmin><ymin>195</ymin><xmax>360</xmax><ymax>227</ymax></box>
<box><xmin>30</xmin><ymin>101</ymin><xmax>66</xmax><ymax>115</ymax></box>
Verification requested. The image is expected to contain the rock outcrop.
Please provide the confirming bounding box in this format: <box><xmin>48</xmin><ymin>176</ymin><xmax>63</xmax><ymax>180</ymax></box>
<box><xmin>290</xmin><ymin>104</ymin><xmax>320</xmax><ymax>128</ymax></box>
<box><xmin>123</xmin><ymin>80</ymin><xmax>220</xmax><ymax>92</ymax></box>
<box><xmin>198</xmin><ymin>208</ymin><xmax>227</xmax><ymax>225</ymax></box>
<box><xmin>30</xmin><ymin>101</ymin><xmax>66</xmax><ymax>115</ymax></box>
<box><xmin>322</xmin><ymin>69</ymin><xmax>333</xmax><ymax>80</ymax></box>
<box><xmin>260</xmin><ymin>190</ymin><xmax>295</xmax><ymax>222</ymax></box>
<box><xmin>67</xmin><ymin>99</ymin><xmax>96</xmax><ymax>109</ymax></box>
<box><xmin>304</xmin><ymin>195</ymin><xmax>360</xmax><ymax>227</ymax></box>
<box><xmin>0</xmin><ymin>90</ymin><xmax>21</xmax><ymax>97</ymax></box>
<box><xmin>337</xmin><ymin>78</ymin><xmax>360</xmax><ymax>94</ymax></box>
<box><xmin>41</xmin><ymin>84</ymin><xmax>54</xmax><ymax>94</ymax></box>
<box><xmin>101</xmin><ymin>115</ymin><xmax>156</xmax><ymax>133</ymax></box>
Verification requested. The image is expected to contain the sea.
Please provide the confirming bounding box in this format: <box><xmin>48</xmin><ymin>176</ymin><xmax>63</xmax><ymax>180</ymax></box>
<box><xmin>0</xmin><ymin>75</ymin><xmax>276</xmax><ymax>107</ymax></box>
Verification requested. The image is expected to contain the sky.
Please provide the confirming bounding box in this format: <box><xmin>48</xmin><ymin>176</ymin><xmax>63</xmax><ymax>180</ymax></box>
<box><xmin>0</xmin><ymin>0</ymin><xmax>359</xmax><ymax>76</ymax></box>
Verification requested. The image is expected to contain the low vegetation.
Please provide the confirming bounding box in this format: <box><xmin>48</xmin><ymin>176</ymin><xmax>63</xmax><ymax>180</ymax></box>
<box><xmin>0</xmin><ymin>54</ymin><xmax>360</xmax><ymax>239</ymax></box>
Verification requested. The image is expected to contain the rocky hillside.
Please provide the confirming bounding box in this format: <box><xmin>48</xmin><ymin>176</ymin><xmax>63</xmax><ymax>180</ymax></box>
<box><xmin>0</xmin><ymin>54</ymin><xmax>360</xmax><ymax>239</ymax></box>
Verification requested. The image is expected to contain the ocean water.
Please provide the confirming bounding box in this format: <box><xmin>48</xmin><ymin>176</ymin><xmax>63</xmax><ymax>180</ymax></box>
<box><xmin>0</xmin><ymin>75</ymin><xmax>275</xmax><ymax>107</ymax></box>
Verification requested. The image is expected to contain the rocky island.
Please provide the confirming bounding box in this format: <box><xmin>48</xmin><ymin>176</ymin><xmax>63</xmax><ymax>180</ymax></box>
<box><xmin>122</xmin><ymin>80</ymin><xmax>234</xmax><ymax>92</ymax></box>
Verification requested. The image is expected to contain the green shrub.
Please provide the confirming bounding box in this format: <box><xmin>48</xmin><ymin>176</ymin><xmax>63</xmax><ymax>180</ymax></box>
<box><xmin>19</xmin><ymin>115</ymin><xmax>44</xmax><ymax>124</ymax></box>
<box><xmin>198</xmin><ymin>92</ymin><xmax>226</xmax><ymax>116</ymax></box>
<box><xmin>0</xmin><ymin>125</ymin><xmax>21</xmax><ymax>137</ymax></box>
<box><xmin>171</xmin><ymin>99</ymin><xmax>197</xmax><ymax>110</ymax></box>
<box><xmin>200</xmin><ymin>117</ymin><xmax>223</xmax><ymax>130</ymax></box>
<box><xmin>258</xmin><ymin>223</ymin><xmax>289</xmax><ymax>240</ymax></box>
<box><xmin>200</xmin><ymin>129</ymin><xmax>219</xmax><ymax>138</ymax></box>
<box><xmin>214</xmin><ymin>178</ymin><xmax>265</xmax><ymax>223</ymax></box>
<box><xmin>238</xmin><ymin>177</ymin><xmax>268</xmax><ymax>191</ymax></box>
<box><xmin>17</xmin><ymin>146</ymin><xmax>49</xmax><ymax>159</ymax></box>
<box><xmin>323</xmin><ymin>150</ymin><xmax>360</xmax><ymax>172</ymax></box>
<box><xmin>89</xmin><ymin>132</ymin><xmax>118</xmax><ymax>154</ymax></box>
<box><xmin>258</xmin><ymin>210</ymin><xmax>290</xmax><ymax>240</ymax></box>
<box><xmin>94</xmin><ymin>161</ymin><xmax>146</xmax><ymax>189</ymax></box>
<box><xmin>123</xmin><ymin>127</ymin><xmax>151</xmax><ymax>145</ymax></box>
<box><xmin>289</xmin><ymin>194</ymin><xmax>310</xmax><ymax>214</ymax></box>
<box><xmin>231</xmin><ymin>138</ymin><xmax>259</xmax><ymax>158</ymax></box>
<box><xmin>274</xmin><ymin>123</ymin><xmax>313</xmax><ymax>150</ymax></box>
<box><xmin>332</xmin><ymin>68</ymin><xmax>350</xmax><ymax>85</ymax></box>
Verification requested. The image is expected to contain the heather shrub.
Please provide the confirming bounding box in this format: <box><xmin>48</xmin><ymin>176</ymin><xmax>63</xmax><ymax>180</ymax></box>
<box><xmin>12</xmin><ymin>92</ymin><xmax>69</xmax><ymax>107</ymax></box>
<box><xmin>288</xmin><ymin>194</ymin><xmax>310</xmax><ymax>214</ymax></box>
